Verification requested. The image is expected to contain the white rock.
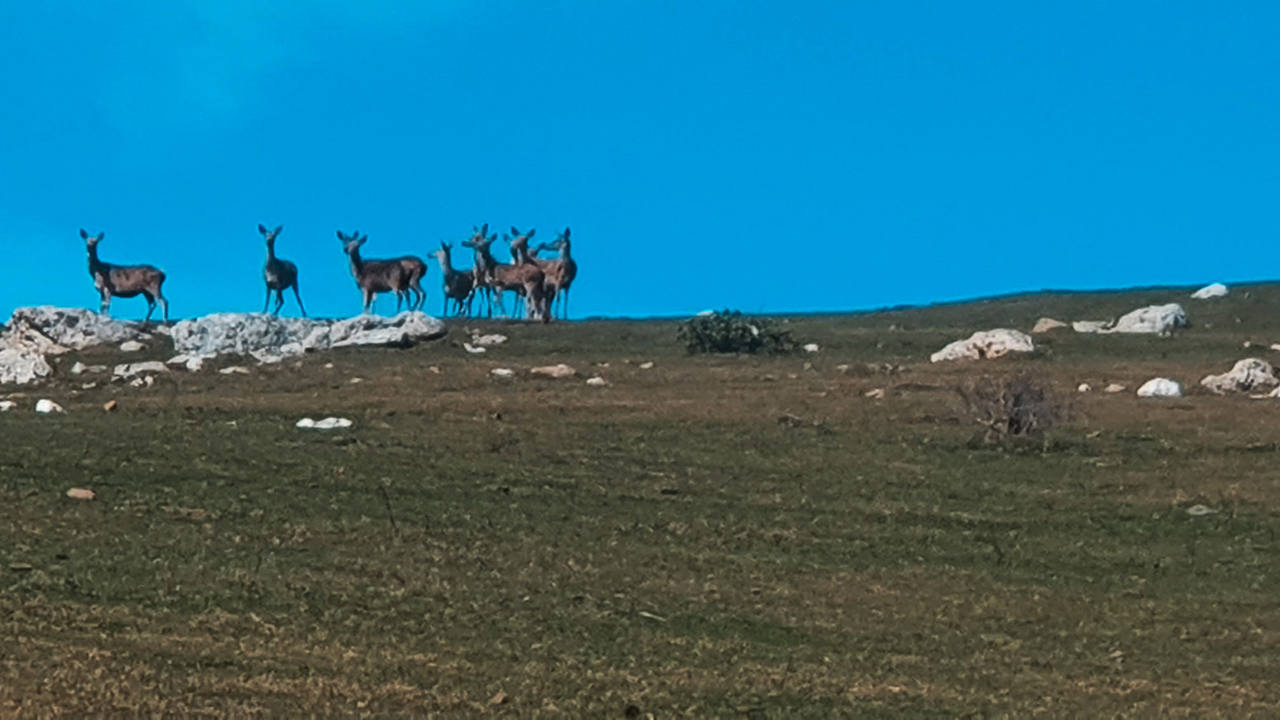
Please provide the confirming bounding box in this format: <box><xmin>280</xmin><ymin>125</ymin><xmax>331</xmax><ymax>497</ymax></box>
<box><xmin>169</xmin><ymin>311</ymin><xmax>445</xmax><ymax>358</ymax></box>
<box><xmin>585</xmin><ymin>376</ymin><xmax>609</xmax><ymax>387</ymax></box>
<box><xmin>695</xmin><ymin>310</ymin><xmax>715</xmax><ymax>317</ymax></box>
<box><xmin>295</xmin><ymin>418</ymin><xmax>316</xmax><ymax>428</ymax></box>
<box><xmin>113</xmin><ymin>361</ymin><xmax>169</xmax><ymax>380</ymax></box>
<box><xmin>1078</xmin><ymin>383</ymin><xmax>1092</xmax><ymax>393</ymax></box>
<box><xmin>864</xmin><ymin>388</ymin><xmax>886</xmax><ymax>399</ymax></box>
<box><xmin>470</xmin><ymin>333</ymin><xmax>508</xmax><ymax>346</ymax></box>
<box><xmin>5</xmin><ymin>306</ymin><xmax>151</xmax><ymax>351</ymax></box>
<box><xmin>218</xmin><ymin>366</ymin><xmax>251</xmax><ymax>376</ymax></box>
<box><xmin>119</xmin><ymin>340</ymin><xmax>144</xmax><ymax>353</ymax></box>
<box><xmin>802</xmin><ymin>343</ymin><xmax>820</xmax><ymax>353</ymax></box>
<box><xmin>463</xmin><ymin>343</ymin><xmax>487</xmax><ymax>354</ymax></box>
<box><xmin>1077</xmin><ymin>304</ymin><xmax>1190</xmax><ymax>335</ymax></box>
<box><xmin>185</xmin><ymin>357</ymin><xmax>205</xmax><ymax>372</ymax></box>
<box><xmin>639</xmin><ymin>361</ymin><xmax>655</xmax><ymax>370</ymax></box>
<box><xmin>1190</xmin><ymin>283</ymin><xmax>1228</xmax><ymax>299</ymax></box>
<box><xmin>0</xmin><ymin>348</ymin><xmax>53</xmax><ymax>386</ymax></box>
<box><xmin>1201</xmin><ymin>358</ymin><xmax>1278</xmax><ymax>395</ymax></box>
<box><xmin>35</xmin><ymin>399</ymin><xmax>64</xmax><ymax>414</ymax></box>
<box><xmin>1136</xmin><ymin>378</ymin><xmax>1183</xmax><ymax>398</ymax></box>
<box><xmin>0</xmin><ymin>400</ymin><xmax>15</xmax><ymax>412</ymax></box>
<box><xmin>1104</xmin><ymin>383</ymin><xmax>1127</xmax><ymax>393</ymax></box>
<box><xmin>530</xmin><ymin>363</ymin><xmax>578</xmax><ymax>379</ymax></box>
<box><xmin>1032</xmin><ymin>318</ymin><xmax>1069</xmax><ymax>333</ymax></box>
<box><xmin>312</xmin><ymin>417</ymin><xmax>353</xmax><ymax>429</ymax></box>
<box><xmin>929</xmin><ymin>329</ymin><xmax>1034</xmax><ymax>363</ymax></box>
<box><xmin>71</xmin><ymin>361</ymin><xmax>87</xmax><ymax>375</ymax></box>
<box><xmin>490</xmin><ymin>368</ymin><xmax>516</xmax><ymax>378</ymax></box>
<box><xmin>1185</xmin><ymin>504</ymin><xmax>1218</xmax><ymax>517</ymax></box>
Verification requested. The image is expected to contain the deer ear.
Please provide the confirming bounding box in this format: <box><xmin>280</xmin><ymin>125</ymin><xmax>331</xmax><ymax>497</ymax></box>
<box><xmin>79</xmin><ymin>228</ymin><xmax>89</xmax><ymax>239</ymax></box>
<box><xmin>510</xmin><ymin>226</ymin><xmax>520</xmax><ymax>237</ymax></box>
<box><xmin>274</xmin><ymin>225</ymin><xmax>283</xmax><ymax>236</ymax></box>
<box><xmin>258</xmin><ymin>224</ymin><xmax>268</xmax><ymax>234</ymax></box>
<box><xmin>481</xmin><ymin>223</ymin><xmax>488</xmax><ymax>235</ymax></box>
<box><xmin>488</xmin><ymin>233</ymin><xmax>497</xmax><ymax>242</ymax></box>
<box><xmin>527</xmin><ymin>228</ymin><xmax>535</xmax><ymax>239</ymax></box>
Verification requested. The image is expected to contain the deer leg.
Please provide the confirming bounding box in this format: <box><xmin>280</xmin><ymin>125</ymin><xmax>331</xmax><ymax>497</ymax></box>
<box><xmin>293</xmin><ymin>283</ymin><xmax>307</xmax><ymax>317</ymax></box>
<box><xmin>142</xmin><ymin>292</ymin><xmax>156</xmax><ymax>324</ymax></box>
<box><xmin>274</xmin><ymin>289</ymin><xmax>285</xmax><ymax>315</ymax></box>
<box><xmin>99</xmin><ymin>290</ymin><xmax>111</xmax><ymax>317</ymax></box>
<box><xmin>264</xmin><ymin>286</ymin><xmax>272</xmax><ymax>313</ymax></box>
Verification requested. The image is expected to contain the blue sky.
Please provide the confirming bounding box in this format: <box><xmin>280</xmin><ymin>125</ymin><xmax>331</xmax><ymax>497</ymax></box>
<box><xmin>2</xmin><ymin>1</ymin><xmax>1278</xmax><ymax>320</ymax></box>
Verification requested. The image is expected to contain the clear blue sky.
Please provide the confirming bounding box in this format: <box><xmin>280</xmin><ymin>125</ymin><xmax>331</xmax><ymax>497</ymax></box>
<box><xmin>3</xmin><ymin>1</ymin><xmax>1277</xmax><ymax>320</ymax></box>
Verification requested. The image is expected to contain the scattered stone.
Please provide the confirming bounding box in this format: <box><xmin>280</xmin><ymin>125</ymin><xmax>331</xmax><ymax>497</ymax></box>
<box><xmin>219</xmin><ymin>366</ymin><xmax>251</xmax><ymax>376</ymax></box>
<box><xmin>296</xmin><ymin>417</ymin><xmax>353</xmax><ymax>430</ymax></box>
<box><xmin>113</xmin><ymin>361</ymin><xmax>169</xmax><ymax>380</ymax></box>
<box><xmin>80</xmin><ymin>382</ymin><xmax>97</xmax><ymax>390</ymax></box>
<box><xmin>638</xmin><ymin>361</ymin><xmax>655</xmax><ymax>370</ymax></box>
<box><xmin>103</xmin><ymin>400</ymin><xmax>118</xmax><ymax>412</ymax></box>
<box><xmin>66</xmin><ymin>488</ymin><xmax>96</xmax><ymax>500</ymax></box>
<box><xmin>349</xmin><ymin>377</ymin><xmax>363</xmax><ymax>384</ymax></box>
<box><xmin>1185</xmin><ymin>504</ymin><xmax>1218</xmax><ymax>517</ymax></box>
<box><xmin>864</xmin><ymin>388</ymin><xmax>886</xmax><ymax>400</ymax></box>
<box><xmin>1078</xmin><ymin>383</ymin><xmax>1092</xmax><ymax>393</ymax></box>
<box><xmin>585</xmin><ymin>376</ymin><xmax>609</xmax><ymax>387</ymax></box>
<box><xmin>71</xmin><ymin>361</ymin><xmax>87</xmax><ymax>375</ymax></box>
<box><xmin>35</xmin><ymin>399</ymin><xmax>64</xmax><ymax>414</ymax></box>
<box><xmin>428</xmin><ymin>365</ymin><xmax>442</xmax><ymax>374</ymax></box>
<box><xmin>1032</xmin><ymin>317</ymin><xmax>1069</xmax><ymax>333</ymax></box>
<box><xmin>129</xmin><ymin>378</ymin><xmax>145</xmax><ymax>388</ymax></box>
<box><xmin>1072</xmin><ymin>320</ymin><xmax>1111</xmax><ymax>334</ymax></box>
<box><xmin>490</xmin><ymin>368</ymin><xmax>516</xmax><ymax>378</ymax></box>
<box><xmin>803</xmin><ymin>343</ymin><xmax>821</xmax><ymax>353</ymax></box>
<box><xmin>530</xmin><ymin>364</ymin><xmax>577</xmax><ymax>379</ymax></box>
<box><xmin>1104</xmin><ymin>383</ymin><xmax>1126</xmax><ymax>393</ymax></box>
<box><xmin>1190</xmin><ymin>283</ymin><xmax>1228</xmax><ymax>299</ymax></box>
<box><xmin>470</xmin><ymin>333</ymin><xmax>508</xmax><ymax>346</ymax></box>
<box><xmin>1136</xmin><ymin>378</ymin><xmax>1183</xmax><ymax>398</ymax></box>
<box><xmin>0</xmin><ymin>348</ymin><xmax>53</xmax><ymax>386</ymax></box>
<box><xmin>1200</xmin><ymin>358</ymin><xmax>1278</xmax><ymax>395</ymax></box>
<box><xmin>835</xmin><ymin>364</ymin><xmax>850</xmax><ymax>374</ymax></box>
<box><xmin>0</xmin><ymin>400</ymin><xmax>15</xmax><ymax>412</ymax></box>
<box><xmin>119</xmin><ymin>340</ymin><xmax>144</xmax><ymax>353</ymax></box>
<box><xmin>463</xmin><ymin>343</ymin><xmax>487</xmax><ymax>354</ymax></box>
<box><xmin>930</xmin><ymin>329</ymin><xmax>1034</xmax><ymax>363</ymax></box>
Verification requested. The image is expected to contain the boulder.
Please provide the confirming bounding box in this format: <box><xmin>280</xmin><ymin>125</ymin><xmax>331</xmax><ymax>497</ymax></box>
<box><xmin>1072</xmin><ymin>321</ymin><xmax>1111</xmax><ymax>334</ymax></box>
<box><xmin>1032</xmin><ymin>318</ymin><xmax>1069</xmax><ymax>334</ymax></box>
<box><xmin>1200</xmin><ymin>358</ymin><xmax>1278</xmax><ymax>394</ymax></box>
<box><xmin>35</xmin><ymin>398</ymin><xmax>65</xmax><ymax>414</ymax></box>
<box><xmin>1076</xmin><ymin>304</ymin><xmax>1189</xmax><ymax>335</ymax></box>
<box><xmin>929</xmin><ymin>329</ymin><xmax>1034</xmax><ymax>363</ymax></box>
<box><xmin>328</xmin><ymin>312</ymin><xmax>446</xmax><ymax>349</ymax></box>
<box><xmin>5</xmin><ymin>306</ymin><xmax>151</xmax><ymax>351</ymax></box>
<box><xmin>1191</xmin><ymin>283</ymin><xmax>1228</xmax><ymax>299</ymax></box>
<box><xmin>469</xmin><ymin>333</ymin><xmax>508</xmax><ymax>347</ymax></box>
<box><xmin>1136</xmin><ymin>378</ymin><xmax>1183</xmax><ymax>398</ymax></box>
<box><xmin>0</xmin><ymin>348</ymin><xmax>53</xmax><ymax>386</ymax></box>
<box><xmin>530</xmin><ymin>363</ymin><xmax>578</xmax><ymax>379</ymax></box>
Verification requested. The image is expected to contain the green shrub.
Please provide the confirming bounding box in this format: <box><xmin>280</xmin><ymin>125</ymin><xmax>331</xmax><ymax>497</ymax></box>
<box><xmin>677</xmin><ymin>310</ymin><xmax>799</xmax><ymax>354</ymax></box>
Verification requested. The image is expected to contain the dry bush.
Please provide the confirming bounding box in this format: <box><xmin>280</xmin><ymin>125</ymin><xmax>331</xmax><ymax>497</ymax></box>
<box><xmin>957</xmin><ymin>371</ymin><xmax>1065</xmax><ymax>442</ymax></box>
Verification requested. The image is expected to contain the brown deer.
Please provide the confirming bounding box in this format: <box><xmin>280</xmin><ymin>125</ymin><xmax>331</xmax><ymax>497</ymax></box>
<box><xmin>533</xmin><ymin>227</ymin><xmax>577</xmax><ymax>319</ymax></box>
<box><xmin>80</xmin><ymin>228</ymin><xmax>170</xmax><ymax>323</ymax></box>
<box><xmin>395</xmin><ymin>255</ymin><xmax>428</xmax><ymax>311</ymax></box>
<box><xmin>463</xmin><ymin>225</ymin><xmax>548</xmax><ymax>322</ymax></box>
<box><xmin>338</xmin><ymin>230</ymin><xmax>416</xmax><ymax>314</ymax></box>
<box><xmin>258</xmin><ymin>224</ymin><xmax>306</xmax><ymax>316</ymax></box>
<box><xmin>432</xmin><ymin>241</ymin><xmax>474</xmax><ymax>317</ymax></box>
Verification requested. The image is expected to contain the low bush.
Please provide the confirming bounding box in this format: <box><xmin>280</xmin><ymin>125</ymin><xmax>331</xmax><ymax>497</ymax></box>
<box><xmin>677</xmin><ymin>310</ymin><xmax>799</xmax><ymax>355</ymax></box>
<box><xmin>957</xmin><ymin>371</ymin><xmax>1065</xmax><ymax>443</ymax></box>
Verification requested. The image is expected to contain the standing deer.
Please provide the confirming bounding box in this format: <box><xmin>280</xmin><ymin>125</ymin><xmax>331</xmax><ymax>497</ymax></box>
<box><xmin>395</xmin><ymin>255</ymin><xmax>428</xmax><ymax>311</ymax></box>
<box><xmin>432</xmin><ymin>241</ymin><xmax>474</xmax><ymax>317</ymax></box>
<box><xmin>80</xmin><ymin>228</ymin><xmax>170</xmax><ymax>323</ymax></box>
<box><xmin>463</xmin><ymin>225</ymin><xmax>548</xmax><ymax>322</ymax></box>
<box><xmin>258</xmin><ymin>223</ymin><xmax>306</xmax><ymax>316</ymax></box>
<box><xmin>338</xmin><ymin>230</ymin><xmax>415</xmax><ymax>314</ymax></box>
<box><xmin>533</xmin><ymin>227</ymin><xmax>577</xmax><ymax>319</ymax></box>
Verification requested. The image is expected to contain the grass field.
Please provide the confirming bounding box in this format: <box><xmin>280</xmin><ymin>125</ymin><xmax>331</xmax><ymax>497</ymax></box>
<box><xmin>4</xmin><ymin>285</ymin><xmax>1280</xmax><ymax>717</ymax></box>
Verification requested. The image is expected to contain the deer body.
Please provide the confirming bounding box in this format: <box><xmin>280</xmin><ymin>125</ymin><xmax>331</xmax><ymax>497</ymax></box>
<box><xmin>432</xmin><ymin>242</ymin><xmax>474</xmax><ymax>317</ymax></box>
<box><xmin>81</xmin><ymin>229</ymin><xmax>169</xmax><ymax>323</ymax></box>
<box><xmin>259</xmin><ymin>224</ymin><xmax>306</xmax><ymax>316</ymax></box>
<box><xmin>395</xmin><ymin>256</ymin><xmax>428</xmax><ymax>311</ymax></box>
<box><xmin>535</xmin><ymin>228</ymin><xmax>577</xmax><ymax>319</ymax></box>
<box><xmin>339</xmin><ymin>231</ymin><xmax>416</xmax><ymax>314</ymax></box>
<box><xmin>464</xmin><ymin>225</ymin><xmax>548</xmax><ymax>322</ymax></box>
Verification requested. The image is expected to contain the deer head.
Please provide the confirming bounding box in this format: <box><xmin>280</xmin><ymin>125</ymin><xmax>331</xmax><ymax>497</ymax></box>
<box><xmin>258</xmin><ymin>224</ymin><xmax>283</xmax><ymax>245</ymax></box>
<box><xmin>79</xmin><ymin>228</ymin><xmax>103</xmax><ymax>249</ymax></box>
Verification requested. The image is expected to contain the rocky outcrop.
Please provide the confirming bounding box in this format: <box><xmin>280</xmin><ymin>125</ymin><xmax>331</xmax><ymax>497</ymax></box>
<box><xmin>0</xmin><ymin>347</ymin><xmax>53</xmax><ymax>385</ymax></box>
<box><xmin>6</xmin><ymin>306</ymin><xmax>153</xmax><ymax>351</ymax></box>
<box><xmin>1200</xmin><ymin>358</ymin><xmax>1278</xmax><ymax>394</ymax></box>
<box><xmin>929</xmin><ymin>329</ymin><xmax>1034</xmax><ymax>363</ymax></box>
<box><xmin>169</xmin><ymin>311</ymin><xmax>447</xmax><ymax>359</ymax></box>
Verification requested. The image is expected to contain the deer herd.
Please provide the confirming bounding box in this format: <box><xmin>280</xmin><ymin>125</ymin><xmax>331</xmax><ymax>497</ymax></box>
<box><xmin>77</xmin><ymin>223</ymin><xmax>577</xmax><ymax>323</ymax></box>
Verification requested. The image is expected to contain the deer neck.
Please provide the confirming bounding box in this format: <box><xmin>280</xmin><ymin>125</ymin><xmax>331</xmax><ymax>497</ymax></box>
<box><xmin>265</xmin><ymin>240</ymin><xmax>278</xmax><ymax>263</ymax></box>
<box><xmin>87</xmin><ymin>245</ymin><xmax>106</xmax><ymax>277</ymax></box>
<box><xmin>347</xmin><ymin>249</ymin><xmax>364</xmax><ymax>278</ymax></box>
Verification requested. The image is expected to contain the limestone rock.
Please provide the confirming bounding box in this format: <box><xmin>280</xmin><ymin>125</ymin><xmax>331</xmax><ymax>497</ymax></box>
<box><xmin>929</xmin><ymin>329</ymin><xmax>1034</xmax><ymax>363</ymax></box>
<box><xmin>1136</xmin><ymin>378</ymin><xmax>1183</xmax><ymax>398</ymax></box>
<box><xmin>1190</xmin><ymin>283</ymin><xmax>1228</xmax><ymax>299</ymax></box>
<box><xmin>1076</xmin><ymin>304</ymin><xmax>1189</xmax><ymax>336</ymax></box>
<box><xmin>113</xmin><ymin>361</ymin><xmax>169</xmax><ymax>380</ymax></box>
<box><xmin>5</xmin><ymin>306</ymin><xmax>151</xmax><ymax>351</ymax></box>
<box><xmin>1032</xmin><ymin>318</ymin><xmax>1068</xmax><ymax>333</ymax></box>
<box><xmin>1200</xmin><ymin>358</ymin><xmax>1278</xmax><ymax>394</ymax></box>
<box><xmin>35</xmin><ymin>399</ymin><xmax>65</xmax><ymax>414</ymax></box>
<box><xmin>0</xmin><ymin>348</ymin><xmax>52</xmax><ymax>386</ymax></box>
<box><xmin>530</xmin><ymin>363</ymin><xmax>578</xmax><ymax>379</ymax></box>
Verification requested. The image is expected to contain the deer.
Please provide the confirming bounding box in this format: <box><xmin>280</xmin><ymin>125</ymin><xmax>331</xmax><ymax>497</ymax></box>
<box><xmin>80</xmin><ymin>228</ymin><xmax>170</xmax><ymax>323</ymax></box>
<box><xmin>532</xmin><ymin>227</ymin><xmax>577</xmax><ymax>320</ymax></box>
<box><xmin>395</xmin><ymin>254</ymin><xmax>429</xmax><ymax>311</ymax></box>
<box><xmin>338</xmin><ymin>230</ymin><xmax>416</xmax><ymax>315</ymax></box>
<box><xmin>258</xmin><ymin>224</ymin><xmax>306</xmax><ymax>316</ymax></box>
<box><xmin>462</xmin><ymin>225</ymin><xmax>548</xmax><ymax>322</ymax></box>
<box><xmin>432</xmin><ymin>241</ymin><xmax>474</xmax><ymax>317</ymax></box>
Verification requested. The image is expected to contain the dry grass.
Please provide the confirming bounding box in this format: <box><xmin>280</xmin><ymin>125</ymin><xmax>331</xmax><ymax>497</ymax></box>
<box><xmin>4</xmin><ymin>286</ymin><xmax>1280</xmax><ymax>716</ymax></box>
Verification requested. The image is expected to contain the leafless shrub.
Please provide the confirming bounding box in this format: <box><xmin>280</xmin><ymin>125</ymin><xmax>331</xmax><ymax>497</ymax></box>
<box><xmin>957</xmin><ymin>372</ymin><xmax>1065</xmax><ymax>443</ymax></box>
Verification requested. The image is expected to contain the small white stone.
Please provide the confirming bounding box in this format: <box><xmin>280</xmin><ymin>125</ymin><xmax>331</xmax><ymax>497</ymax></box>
<box><xmin>463</xmin><ymin>343</ymin><xmax>487</xmax><ymax>354</ymax></box>
<box><xmin>1078</xmin><ymin>383</ymin><xmax>1092</xmax><ymax>393</ymax></box>
<box><xmin>218</xmin><ymin>366</ymin><xmax>251</xmax><ymax>375</ymax></box>
<box><xmin>803</xmin><ymin>343</ymin><xmax>820</xmax><ymax>353</ymax></box>
<box><xmin>35</xmin><ymin>399</ymin><xmax>64</xmax><ymax>414</ymax></box>
<box><xmin>586</xmin><ymin>376</ymin><xmax>608</xmax><ymax>387</ymax></box>
<box><xmin>1104</xmin><ymin>383</ymin><xmax>1126</xmax><ymax>393</ymax></box>
<box><xmin>490</xmin><ymin>368</ymin><xmax>515</xmax><ymax>378</ymax></box>
<box><xmin>0</xmin><ymin>400</ymin><xmax>16</xmax><ymax>412</ymax></box>
<box><xmin>1185</xmin><ymin>504</ymin><xmax>1217</xmax><ymax>517</ymax></box>
<box><xmin>119</xmin><ymin>340</ymin><xmax>144</xmax><ymax>353</ymax></box>
<box><xmin>864</xmin><ymin>388</ymin><xmax>886</xmax><ymax>399</ymax></box>
<box><xmin>295</xmin><ymin>418</ymin><xmax>316</xmax><ymax>428</ymax></box>
<box><xmin>1190</xmin><ymin>283</ymin><xmax>1228</xmax><ymax>300</ymax></box>
<box><xmin>1136</xmin><ymin>378</ymin><xmax>1183</xmax><ymax>398</ymax></box>
<box><xmin>638</xmin><ymin>361</ymin><xmax>655</xmax><ymax>370</ymax></box>
<box><xmin>470</xmin><ymin>333</ymin><xmax>507</xmax><ymax>346</ymax></box>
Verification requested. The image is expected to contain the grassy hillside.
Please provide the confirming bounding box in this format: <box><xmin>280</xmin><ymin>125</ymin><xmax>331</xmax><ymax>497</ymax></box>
<box><xmin>4</xmin><ymin>284</ymin><xmax>1280</xmax><ymax>717</ymax></box>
